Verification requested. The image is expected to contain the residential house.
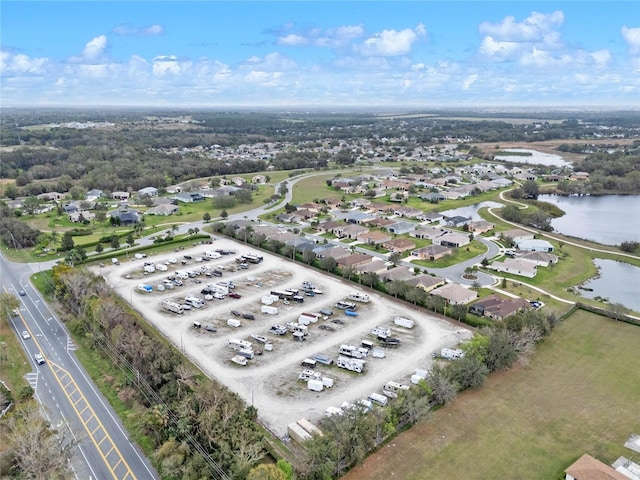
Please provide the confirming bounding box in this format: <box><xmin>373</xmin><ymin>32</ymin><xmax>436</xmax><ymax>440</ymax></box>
<box><xmin>336</xmin><ymin>253</ymin><xmax>373</xmax><ymax>269</ymax></box>
<box><xmin>366</xmin><ymin>217</ymin><xmax>396</xmax><ymax>228</ymax></box>
<box><xmin>394</xmin><ymin>206</ymin><xmax>423</xmax><ymax>219</ymax></box>
<box><xmin>275</xmin><ymin>213</ymin><xmax>296</xmax><ymax>223</ymax></box>
<box><xmin>151</xmin><ymin>197</ymin><xmax>174</xmax><ymax>206</ymax></box>
<box><xmin>111</xmin><ymin>191</ymin><xmax>130</xmax><ymax>201</ymax></box>
<box><xmin>109</xmin><ymin>209</ymin><xmax>140</xmax><ymax>225</ymax></box>
<box><xmin>434</xmin><ymin>232</ymin><xmax>470</xmax><ymax>248</ymax></box>
<box><xmin>146</xmin><ymin>204</ymin><xmax>179</xmax><ymax>216</ymax></box>
<box><xmin>354</xmin><ymin>260</ymin><xmax>388</xmax><ymax>275</ymax></box>
<box><xmin>468</xmin><ymin>220</ymin><xmax>495</xmax><ymax>234</ymax></box>
<box><xmin>405</xmin><ymin>274</ymin><xmax>446</xmax><ymax>292</ymax></box>
<box><xmin>138</xmin><ymin>186</ymin><xmax>159</xmax><ymax>198</ymax></box>
<box><xmin>431</xmin><ymin>283</ymin><xmax>478</xmax><ymax>305</ymax></box>
<box><xmin>252</xmin><ymin>225</ymin><xmax>280</xmax><ymax>239</ymax></box>
<box><xmin>335</xmin><ymin>224</ymin><xmax>369</xmax><ymax>239</ymax></box>
<box><xmin>62</xmin><ymin>203</ymin><xmax>79</xmax><ymax>214</ymax></box>
<box><xmin>297</xmin><ymin>202</ymin><xmax>322</xmax><ymax>213</ymax></box>
<box><xmin>469</xmin><ymin>294</ymin><xmax>530</xmax><ymax>320</ymax></box>
<box><xmin>231</xmin><ymin>177</ymin><xmax>246</xmax><ymax>186</ymax></box>
<box><xmin>385</xmin><ymin>220</ymin><xmax>416</xmax><ymax>235</ymax></box>
<box><xmin>172</xmin><ymin>192</ymin><xmax>204</xmax><ymax>203</ymax></box>
<box><xmin>251</xmin><ymin>175</ymin><xmax>267</xmax><ymax>184</ymax></box>
<box><xmin>291</xmin><ymin>209</ymin><xmax>314</xmax><ymax>222</ymax></box>
<box><xmin>350</xmin><ymin>198</ymin><xmax>372</xmax><ymax>209</ymax></box>
<box><xmin>357</xmin><ymin>230</ymin><xmax>393</xmax><ymax>245</ymax></box>
<box><xmin>379</xmin><ymin>266</ymin><xmax>414</xmax><ymax>283</ymax></box>
<box><xmin>500</xmin><ymin>228</ymin><xmax>534</xmax><ymax>243</ymax></box>
<box><xmin>419</xmin><ymin>192</ymin><xmax>446</xmax><ymax>203</ymax></box>
<box><xmin>319</xmin><ymin>246</ymin><xmax>352</xmax><ymax>260</ymax></box>
<box><xmin>383</xmin><ymin>237</ymin><xmax>416</xmax><ymax>253</ymax></box>
<box><xmin>68</xmin><ymin>211</ymin><xmax>95</xmax><ymax>223</ymax></box>
<box><xmin>37</xmin><ymin>192</ymin><xmax>65</xmax><ymax>202</ymax></box>
<box><xmin>516</xmin><ymin>239</ymin><xmax>554</xmax><ymax>253</ymax></box>
<box><xmin>569</xmin><ymin>171</ymin><xmax>590</xmax><ymax>181</ymax></box>
<box><xmin>411</xmin><ymin>226</ymin><xmax>448</xmax><ymax>240</ymax></box>
<box><xmin>410</xmin><ymin>244</ymin><xmax>452</xmax><ymax>261</ymax></box>
<box><xmin>519</xmin><ymin>251</ymin><xmax>558</xmax><ymax>267</ymax></box>
<box><xmin>565</xmin><ymin>453</ymin><xmax>629</xmax><ymax>480</ymax></box>
<box><xmin>421</xmin><ymin>211</ymin><xmax>445</xmax><ymax>223</ymax></box>
<box><xmin>370</xmin><ymin>202</ymin><xmax>401</xmax><ymax>214</ymax></box>
<box><xmin>444</xmin><ymin>215</ymin><xmax>472</xmax><ymax>228</ymax></box>
<box><xmin>85</xmin><ymin>189</ymin><xmax>103</xmax><ymax>201</ymax></box>
<box><xmin>491</xmin><ymin>258</ymin><xmax>537</xmax><ymax>278</ymax></box>
<box><xmin>345</xmin><ymin>212</ymin><xmax>377</xmax><ymax>224</ymax></box>
<box><xmin>318</xmin><ymin>219</ymin><xmax>342</xmax><ymax>233</ymax></box>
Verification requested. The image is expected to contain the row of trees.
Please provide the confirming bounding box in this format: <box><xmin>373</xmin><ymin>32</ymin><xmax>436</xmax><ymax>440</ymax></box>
<box><xmin>299</xmin><ymin>308</ymin><xmax>557</xmax><ymax>479</ymax></box>
<box><xmin>49</xmin><ymin>265</ymin><xmax>269</xmax><ymax>479</ymax></box>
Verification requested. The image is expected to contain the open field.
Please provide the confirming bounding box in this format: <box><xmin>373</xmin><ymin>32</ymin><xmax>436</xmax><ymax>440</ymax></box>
<box><xmin>343</xmin><ymin>309</ymin><xmax>640</xmax><ymax>480</ymax></box>
<box><xmin>96</xmin><ymin>237</ymin><xmax>472</xmax><ymax>437</ymax></box>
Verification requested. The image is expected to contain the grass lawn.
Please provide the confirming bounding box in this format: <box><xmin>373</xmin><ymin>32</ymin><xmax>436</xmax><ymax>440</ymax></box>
<box><xmin>344</xmin><ymin>310</ymin><xmax>640</xmax><ymax>480</ymax></box>
<box><xmin>0</xmin><ymin>312</ymin><xmax>31</xmax><ymax>393</ymax></box>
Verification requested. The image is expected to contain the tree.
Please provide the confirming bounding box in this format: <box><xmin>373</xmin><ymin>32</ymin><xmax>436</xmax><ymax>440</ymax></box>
<box><xmin>361</xmin><ymin>272</ymin><xmax>379</xmax><ymax>288</ymax></box>
<box><xmin>220</xmin><ymin>209</ymin><xmax>229</xmax><ymax>219</ymax></box>
<box><xmin>95</xmin><ymin>243</ymin><xmax>103</xmax><ymax>254</ymax></box>
<box><xmin>302</xmin><ymin>249</ymin><xmax>316</xmax><ymax>265</ymax></box>
<box><xmin>4</xmin><ymin>401</ymin><xmax>75</xmax><ymax>479</ymax></box>
<box><xmin>110</xmin><ymin>236</ymin><xmax>120</xmax><ymax>250</ymax></box>
<box><xmin>4</xmin><ymin>183</ymin><xmax>18</xmax><ymax>200</ymax></box>
<box><xmin>388</xmin><ymin>252</ymin><xmax>402</xmax><ymax>266</ymax></box>
<box><xmin>246</xmin><ymin>464</ymin><xmax>287</xmax><ymax>480</ymax></box>
<box><xmin>59</xmin><ymin>232</ymin><xmax>75</xmax><ymax>252</ymax></box>
<box><xmin>608</xmin><ymin>302</ymin><xmax>629</xmax><ymax>321</ymax></box>
<box><xmin>522</xmin><ymin>179</ymin><xmax>539</xmax><ymax>198</ymax></box>
<box><xmin>126</xmin><ymin>232</ymin><xmax>135</xmax><ymax>247</ymax></box>
<box><xmin>427</xmin><ymin>364</ymin><xmax>457</xmax><ymax>406</ymax></box>
<box><xmin>22</xmin><ymin>196</ymin><xmax>44</xmax><ymax>215</ymax></box>
<box><xmin>447</xmin><ymin>354</ymin><xmax>489</xmax><ymax>390</ymax></box>
<box><xmin>94</xmin><ymin>210</ymin><xmax>107</xmax><ymax>223</ymax></box>
<box><xmin>278</xmin><ymin>182</ymin><xmax>288</xmax><ymax>196</ymax></box>
<box><xmin>319</xmin><ymin>256</ymin><xmax>337</xmax><ymax>272</ymax></box>
<box><xmin>405</xmin><ymin>287</ymin><xmax>426</xmax><ymax>305</ymax></box>
<box><xmin>0</xmin><ymin>292</ymin><xmax>20</xmax><ymax>317</ymax></box>
<box><xmin>450</xmin><ymin>303</ymin><xmax>468</xmax><ymax>322</ymax></box>
<box><xmin>386</xmin><ymin>280</ymin><xmax>408</xmax><ymax>298</ymax></box>
<box><xmin>202</xmin><ymin>212</ymin><xmax>211</xmax><ymax>223</ymax></box>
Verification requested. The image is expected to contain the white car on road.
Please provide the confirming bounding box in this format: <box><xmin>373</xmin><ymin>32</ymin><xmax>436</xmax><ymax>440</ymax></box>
<box><xmin>21</xmin><ymin>331</ymin><xmax>30</xmax><ymax>339</ymax></box>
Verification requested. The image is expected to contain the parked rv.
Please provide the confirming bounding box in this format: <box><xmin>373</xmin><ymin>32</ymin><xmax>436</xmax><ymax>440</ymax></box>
<box><xmin>368</xmin><ymin>392</ymin><xmax>388</xmax><ymax>406</ymax></box>
<box><xmin>348</xmin><ymin>292</ymin><xmax>370</xmax><ymax>303</ymax></box>
<box><xmin>336</xmin><ymin>356</ymin><xmax>365</xmax><ymax>373</ymax></box>
<box><xmin>394</xmin><ymin>316</ymin><xmax>415</xmax><ymax>328</ymax></box>
<box><xmin>383</xmin><ymin>381</ymin><xmax>410</xmax><ymax>398</ymax></box>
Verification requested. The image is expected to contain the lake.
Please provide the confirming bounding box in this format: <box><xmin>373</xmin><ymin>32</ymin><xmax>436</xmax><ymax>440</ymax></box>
<box><xmin>438</xmin><ymin>201</ymin><xmax>504</xmax><ymax>221</ymax></box>
<box><xmin>538</xmin><ymin>194</ymin><xmax>640</xmax><ymax>245</ymax></box>
<box><xmin>494</xmin><ymin>149</ymin><xmax>571</xmax><ymax>167</ymax></box>
<box><xmin>579</xmin><ymin>259</ymin><xmax>640</xmax><ymax>312</ymax></box>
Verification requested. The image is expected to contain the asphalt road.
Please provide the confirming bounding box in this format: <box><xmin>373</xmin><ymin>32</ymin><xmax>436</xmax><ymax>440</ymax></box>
<box><xmin>2</xmin><ymin>253</ymin><xmax>158</xmax><ymax>480</ymax></box>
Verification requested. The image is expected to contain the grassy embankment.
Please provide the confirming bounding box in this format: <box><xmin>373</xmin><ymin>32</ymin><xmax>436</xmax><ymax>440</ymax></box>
<box><xmin>344</xmin><ymin>309</ymin><xmax>640</xmax><ymax>480</ymax></box>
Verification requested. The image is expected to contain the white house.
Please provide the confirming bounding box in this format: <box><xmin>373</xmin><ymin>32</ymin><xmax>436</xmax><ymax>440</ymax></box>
<box><xmin>491</xmin><ymin>258</ymin><xmax>537</xmax><ymax>278</ymax></box>
<box><xmin>516</xmin><ymin>239</ymin><xmax>554</xmax><ymax>253</ymax></box>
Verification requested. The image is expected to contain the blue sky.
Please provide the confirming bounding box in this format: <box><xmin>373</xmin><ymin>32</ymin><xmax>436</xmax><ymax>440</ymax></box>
<box><xmin>1</xmin><ymin>1</ymin><xmax>639</xmax><ymax>108</ymax></box>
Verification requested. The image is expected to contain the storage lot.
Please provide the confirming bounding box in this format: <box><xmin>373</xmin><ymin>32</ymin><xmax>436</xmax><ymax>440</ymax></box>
<box><xmin>97</xmin><ymin>238</ymin><xmax>471</xmax><ymax>437</ymax></box>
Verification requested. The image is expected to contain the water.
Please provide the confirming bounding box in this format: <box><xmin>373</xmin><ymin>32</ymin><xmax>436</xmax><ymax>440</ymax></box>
<box><xmin>579</xmin><ymin>259</ymin><xmax>640</xmax><ymax>312</ymax></box>
<box><xmin>494</xmin><ymin>148</ymin><xmax>571</xmax><ymax>167</ymax></box>
<box><xmin>438</xmin><ymin>201</ymin><xmax>504</xmax><ymax>221</ymax></box>
<box><xmin>538</xmin><ymin>194</ymin><xmax>640</xmax><ymax>245</ymax></box>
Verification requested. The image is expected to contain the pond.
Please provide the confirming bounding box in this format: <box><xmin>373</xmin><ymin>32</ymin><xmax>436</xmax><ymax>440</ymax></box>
<box><xmin>494</xmin><ymin>149</ymin><xmax>571</xmax><ymax>167</ymax></box>
<box><xmin>539</xmin><ymin>194</ymin><xmax>640</xmax><ymax>245</ymax></box>
<box><xmin>438</xmin><ymin>201</ymin><xmax>504</xmax><ymax>221</ymax></box>
<box><xmin>578</xmin><ymin>259</ymin><xmax>640</xmax><ymax>312</ymax></box>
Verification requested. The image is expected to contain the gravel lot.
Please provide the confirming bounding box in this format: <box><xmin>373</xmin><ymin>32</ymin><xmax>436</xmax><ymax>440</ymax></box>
<box><xmin>97</xmin><ymin>238</ymin><xmax>472</xmax><ymax>437</ymax></box>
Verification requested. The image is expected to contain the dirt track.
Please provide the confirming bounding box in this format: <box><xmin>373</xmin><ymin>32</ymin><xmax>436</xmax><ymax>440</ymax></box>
<box><xmin>96</xmin><ymin>238</ymin><xmax>472</xmax><ymax>437</ymax></box>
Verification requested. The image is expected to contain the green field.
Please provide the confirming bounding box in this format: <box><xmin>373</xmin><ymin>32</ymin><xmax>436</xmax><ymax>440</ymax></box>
<box><xmin>343</xmin><ymin>310</ymin><xmax>640</xmax><ymax>480</ymax></box>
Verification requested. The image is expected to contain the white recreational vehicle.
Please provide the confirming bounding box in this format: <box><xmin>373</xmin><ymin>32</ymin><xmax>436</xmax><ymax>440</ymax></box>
<box><xmin>348</xmin><ymin>292</ymin><xmax>370</xmax><ymax>303</ymax></box>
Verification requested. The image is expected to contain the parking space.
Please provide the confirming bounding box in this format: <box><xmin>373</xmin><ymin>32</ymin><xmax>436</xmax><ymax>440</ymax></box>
<box><xmin>97</xmin><ymin>238</ymin><xmax>471</xmax><ymax>436</ymax></box>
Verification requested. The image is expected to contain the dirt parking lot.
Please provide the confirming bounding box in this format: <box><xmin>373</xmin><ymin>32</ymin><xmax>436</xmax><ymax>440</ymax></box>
<box><xmin>97</xmin><ymin>238</ymin><xmax>472</xmax><ymax>437</ymax></box>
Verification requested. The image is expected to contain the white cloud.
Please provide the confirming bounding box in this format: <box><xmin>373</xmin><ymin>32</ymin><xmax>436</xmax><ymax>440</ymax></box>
<box><xmin>68</xmin><ymin>35</ymin><xmax>108</xmax><ymax>63</ymax></box>
<box><xmin>113</xmin><ymin>24</ymin><xmax>164</xmax><ymax>36</ymax></box>
<box><xmin>478</xmin><ymin>36</ymin><xmax>520</xmax><ymax>60</ymax></box>
<box><xmin>335</xmin><ymin>25</ymin><xmax>365</xmax><ymax>39</ymax></box>
<box><xmin>152</xmin><ymin>55</ymin><xmax>184</xmax><ymax>76</ymax></box>
<box><xmin>239</xmin><ymin>52</ymin><xmax>297</xmax><ymax>71</ymax></box>
<box><xmin>462</xmin><ymin>74</ymin><xmax>478</xmax><ymax>90</ymax></box>
<box><xmin>82</xmin><ymin>35</ymin><xmax>107</xmax><ymax>61</ymax></box>
<box><xmin>479</xmin><ymin>11</ymin><xmax>564</xmax><ymax>43</ymax></box>
<box><xmin>358</xmin><ymin>27</ymin><xmax>422</xmax><ymax>56</ymax></box>
<box><xmin>589</xmin><ymin>49</ymin><xmax>612</xmax><ymax>66</ymax></box>
<box><xmin>278</xmin><ymin>34</ymin><xmax>308</xmax><ymax>47</ymax></box>
<box><xmin>621</xmin><ymin>26</ymin><xmax>640</xmax><ymax>55</ymax></box>
<box><xmin>0</xmin><ymin>50</ymin><xmax>48</xmax><ymax>74</ymax></box>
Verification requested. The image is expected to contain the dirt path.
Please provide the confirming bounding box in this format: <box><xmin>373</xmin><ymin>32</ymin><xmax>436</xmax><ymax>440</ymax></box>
<box><xmin>96</xmin><ymin>238</ymin><xmax>472</xmax><ymax>437</ymax></box>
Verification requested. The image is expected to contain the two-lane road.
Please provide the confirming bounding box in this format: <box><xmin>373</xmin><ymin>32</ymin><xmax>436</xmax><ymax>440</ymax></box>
<box><xmin>2</xmin><ymin>253</ymin><xmax>158</xmax><ymax>480</ymax></box>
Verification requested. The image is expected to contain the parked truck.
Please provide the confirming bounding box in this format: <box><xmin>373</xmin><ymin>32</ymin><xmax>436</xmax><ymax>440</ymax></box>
<box><xmin>336</xmin><ymin>300</ymin><xmax>357</xmax><ymax>310</ymax></box>
<box><xmin>111</xmin><ymin>257</ymin><xmax>119</xmax><ymax>265</ymax></box>
<box><xmin>336</xmin><ymin>356</ymin><xmax>365</xmax><ymax>373</ymax></box>
<box><xmin>161</xmin><ymin>300</ymin><xmax>184</xmax><ymax>315</ymax></box>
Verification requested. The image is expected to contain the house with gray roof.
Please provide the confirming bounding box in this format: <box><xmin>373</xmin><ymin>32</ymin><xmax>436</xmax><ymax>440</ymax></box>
<box><xmin>410</xmin><ymin>244</ymin><xmax>452</xmax><ymax>261</ymax></box>
<box><xmin>491</xmin><ymin>258</ymin><xmax>537</xmax><ymax>278</ymax></box>
<box><xmin>434</xmin><ymin>231</ymin><xmax>470</xmax><ymax>248</ymax></box>
<box><xmin>431</xmin><ymin>283</ymin><xmax>478</xmax><ymax>305</ymax></box>
<box><xmin>146</xmin><ymin>204</ymin><xmax>178</xmax><ymax>216</ymax></box>
<box><xmin>138</xmin><ymin>186</ymin><xmax>158</xmax><ymax>198</ymax></box>
<box><xmin>379</xmin><ymin>266</ymin><xmax>413</xmax><ymax>283</ymax></box>
<box><xmin>385</xmin><ymin>220</ymin><xmax>416</xmax><ymax>235</ymax></box>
